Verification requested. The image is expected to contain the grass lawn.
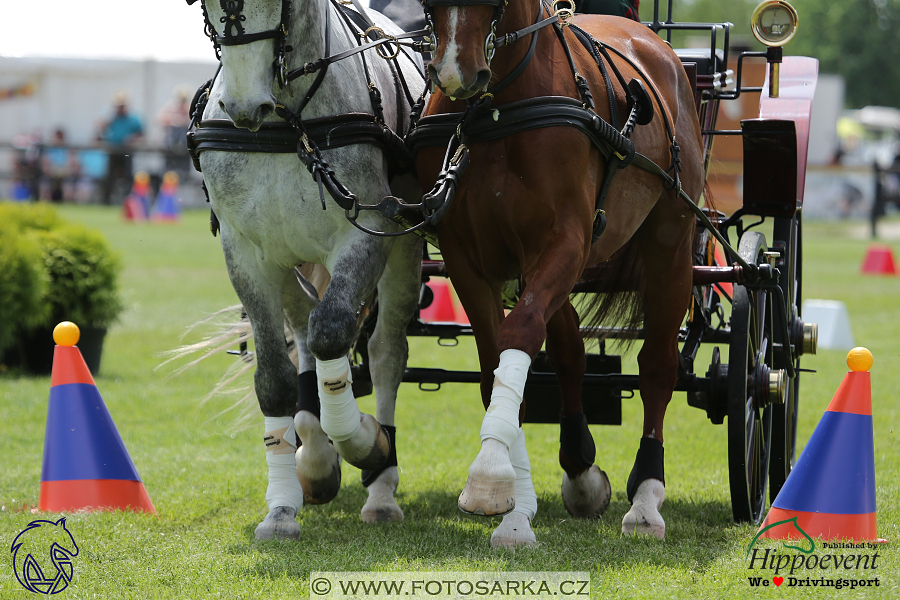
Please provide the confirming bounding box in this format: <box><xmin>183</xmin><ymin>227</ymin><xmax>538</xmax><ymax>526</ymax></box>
<box><xmin>1</xmin><ymin>205</ymin><xmax>898</xmax><ymax>599</ymax></box>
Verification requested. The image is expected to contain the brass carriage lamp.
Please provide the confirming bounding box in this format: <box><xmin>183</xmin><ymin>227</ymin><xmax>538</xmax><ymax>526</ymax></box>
<box><xmin>750</xmin><ymin>0</ymin><xmax>799</xmax><ymax>98</ymax></box>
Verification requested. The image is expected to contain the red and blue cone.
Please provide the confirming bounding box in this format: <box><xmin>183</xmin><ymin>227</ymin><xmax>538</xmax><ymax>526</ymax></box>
<box><xmin>38</xmin><ymin>322</ymin><xmax>155</xmax><ymax>513</ymax></box>
<box><xmin>759</xmin><ymin>347</ymin><xmax>876</xmax><ymax>540</ymax></box>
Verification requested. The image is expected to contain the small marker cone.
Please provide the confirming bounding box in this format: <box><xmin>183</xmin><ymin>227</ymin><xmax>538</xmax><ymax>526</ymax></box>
<box><xmin>122</xmin><ymin>171</ymin><xmax>150</xmax><ymax>222</ymax></box>
<box><xmin>759</xmin><ymin>347</ymin><xmax>877</xmax><ymax>541</ymax></box>
<box><xmin>420</xmin><ymin>280</ymin><xmax>459</xmax><ymax>323</ymax></box>
<box><xmin>39</xmin><ymin>322</ymin><xmax>155</xmax><ymax>514</ymax></box>
<box><xmin>860</xmin><ymin>244</ymin><xmax>896</xmax><ymax>275</ymax></box>
<box><xmin>151</xmin><ymin>171</ymin><xmax>181</xmax><ymax>222</ymax></box>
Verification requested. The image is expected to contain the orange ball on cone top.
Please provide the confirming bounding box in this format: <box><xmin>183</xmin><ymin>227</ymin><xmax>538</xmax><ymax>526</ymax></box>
<box><xmin>53</xmin><ymin>321</ymin><xmax>80</xmax><ymax>346</ymax></box>
<box><xmin>847</xmin><ymin>347</ymin><xmax>873</xmax><ymax>372</ymax></box>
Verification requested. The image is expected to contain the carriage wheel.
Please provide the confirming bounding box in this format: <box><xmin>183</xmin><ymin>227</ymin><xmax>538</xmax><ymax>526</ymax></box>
<box><xmin>769</xmin><ymin>213</ymin><xmax>802</xmax><ymax>501</ymax></box>
<box><xmin>727</xmin><ymin>231</ymin><xmax>776</xmax><ymax>524</ymax></box>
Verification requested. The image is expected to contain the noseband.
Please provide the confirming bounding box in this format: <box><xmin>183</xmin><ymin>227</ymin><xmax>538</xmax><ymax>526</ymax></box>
<box><xmin>187</xmin><ymin>0</ymin><xmax>295</xmax><ymax>86</ymax></box>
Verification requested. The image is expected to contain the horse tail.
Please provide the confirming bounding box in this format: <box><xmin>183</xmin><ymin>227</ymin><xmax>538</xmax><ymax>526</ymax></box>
<box><xmin>157</xmin><ymin>263</ymin><xmax>373</xmax><ymax>432</ymax></box>
<box><xmin>156</xmin><ymin>304</ymin><xmax>281</xmax><ymax>432</ymax></box>
<box><xmin>572</xmin><ymin>239</ymin><xmax>645</xmax><ymax>352</ymax></box>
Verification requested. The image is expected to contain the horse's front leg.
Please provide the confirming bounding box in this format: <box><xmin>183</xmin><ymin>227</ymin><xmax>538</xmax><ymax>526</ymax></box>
<box><xmin>221</xmin><ymin>235</ymin><xmax>303</xmax><ymax>540</ymax></box>
<box><xmin>282</xmin><ymin>266</ymin><xmax>343</xmax><ymax>507</ymax></box>
<box><xmin>460</xmin><ymin>236</ymin><xmax>589</xmax><ymax>546</ymax></box>
<box><xmin>445</xmin><ymin>249</ymin><xmax>537</xmax><ymax>548</ymax></box>
<box><xmin>358</xmin><ymin>233</ymin><xmax>421</xmax><ymax>523</ymax></box>
<box><xmin>309</xmin><ymin>236</ymin><xmax>391</xmax><ymax>472</ymax></box>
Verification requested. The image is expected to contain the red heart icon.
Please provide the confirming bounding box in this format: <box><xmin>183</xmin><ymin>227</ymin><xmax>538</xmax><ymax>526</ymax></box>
<box><xmin>773</xmin><ymin>577</ymin><xmax>784</xmax><ymax>586</ymax></box>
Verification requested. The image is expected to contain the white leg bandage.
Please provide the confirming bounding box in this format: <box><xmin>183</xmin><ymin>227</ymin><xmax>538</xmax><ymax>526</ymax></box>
<box><xmin>264</xmin><ymin>416</ymin><xmax>303</xmax><ymax>511</ymax></box>
<box><xmin>316</xmin><ymin>356</ymin><xmax>361</xmax><ymax>442</ymax></box>
<box><xmin>480</xmin><ymin>349</ymin><xmax>531</xmax><ymax>449</ymax></box>
<box><xmin>509</xmin><ymin>427</ymin><xmax>537</xmax><ymax>521</ymax></box>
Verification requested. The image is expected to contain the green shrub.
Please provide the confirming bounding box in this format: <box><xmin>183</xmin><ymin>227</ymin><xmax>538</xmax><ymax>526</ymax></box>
<box><xmin>0</xmin><ymin>221</ymin><xmax>49</xmax><ymax>354</ymax></box>
<box><xmin>31</xmin><ymin>223</ymin><xmax>124</xmax><ymax>330</ymax></box>
<box><xmin>0</xmin><ymin>201</ymin><xmax>123</xmax><ymax>347</ymax></box>
<box><xmin>0</xmin><ymin>201</ymin><xmax>62</xmax><ymax>232</ymax></box>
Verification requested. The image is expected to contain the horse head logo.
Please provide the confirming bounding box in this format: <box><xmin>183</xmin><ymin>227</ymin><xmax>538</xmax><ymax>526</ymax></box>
<box><xmin>11</xmin><ymin>517</ymin><xmax>79</xmax><ymax>595</ymax></box>
<box><xmin>747</xmin><ymin>516</ymin><xmax>816</xmax><ymax>557</ymax></box>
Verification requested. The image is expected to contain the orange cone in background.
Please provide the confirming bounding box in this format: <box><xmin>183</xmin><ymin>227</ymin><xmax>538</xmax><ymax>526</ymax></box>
<box><xmin>758</xmin><ymin>347</ymin><xmax>879</xmax><ymax>541</ymax></box>
<box><xmin>860</xmin><ymin>244</ymin><xmax>896</xmax><ymax>275</ymax></box>
<box><xmin>714</xmin><ymin>242</ymin><xmax>733</xmax><ymax>296</ymax></box>
<box><xmin>451</xmin><ymin>285</ymin><xmax>470</xmax><ymax>325</ymax></box>
<box><xmin>419</xmin><ymin>280</ymin><xmax>459</xmax><ymax>323</ymax></box>
<box><xmin>39</xmin><ymin>322</ymin><xmax>155</xmax><ymax>514</ymax></box>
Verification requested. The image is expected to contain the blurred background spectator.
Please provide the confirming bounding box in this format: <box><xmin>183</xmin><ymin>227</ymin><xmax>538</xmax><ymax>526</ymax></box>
<box><xmin>156</xmin><ymin>86</ymin><xmax>192</xmax><ymax>176</ymax></box>
<box><xmin>99</xmin><ymin>92</ymin><xmax>143</xmax><ymax>205</ymax></box>
<box><xmin>40</xmin><ymin>128</ymin><xmax>80</xmax><ymax>202</ymax></box>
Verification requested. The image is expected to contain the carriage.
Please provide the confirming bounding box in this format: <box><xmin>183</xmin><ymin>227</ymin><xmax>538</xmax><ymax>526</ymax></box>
<box><xmin>186</xmin><ymin>0</ymin><xmax>820</xmax><ymax>543</ymax></box>
<box><xmin>343</xmin><ymin>0</ymin><xmax>819</xmax><ymax>526</ymax></box>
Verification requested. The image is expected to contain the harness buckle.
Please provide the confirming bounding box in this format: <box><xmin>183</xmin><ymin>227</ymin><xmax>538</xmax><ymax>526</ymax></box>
<box><xmin>300</xmin><ymin>132</ymin><xmax>315</xmax><ymax>155</ymax></box>
<box><xmin>364</xmin><ymin>26</ymin><xmax>402</xmax><ymax>60</ymax></box>
<box><xmin>551</xmin><ymin>0</ymin><xmax>575</xmax><ymax>26</ymax></box>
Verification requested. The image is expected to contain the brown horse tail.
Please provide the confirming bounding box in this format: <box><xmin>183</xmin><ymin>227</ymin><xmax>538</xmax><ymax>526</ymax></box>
<box><xmin>572</xmin><ymin>239</ymin><xmax>645</xmax><ymax>352</ymax></box>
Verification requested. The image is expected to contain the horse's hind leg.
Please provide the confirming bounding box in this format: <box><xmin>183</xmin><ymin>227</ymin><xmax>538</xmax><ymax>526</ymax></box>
<box><xmin>622</xmin><ymin>197</ymin><xmax>695</xmax><ymax>540</ymax></box>
<box><xmin>283</xmin><ymin>267</ymin><xmax>343</xmax><ymax>507</ymax></box>
<box><xmin>359</xmin><ymin>234</ymin><xmax>421</xmax><ymax>523</ymax></box>
<box><xmin>547</xmin><ymin>301</ymin><xmax>611</xmax><ymax>518</ymax></box>
<box><xmin>221</xmin><ymin>237</ymin><xmax>303</xmax><ymax>540</ymax></box>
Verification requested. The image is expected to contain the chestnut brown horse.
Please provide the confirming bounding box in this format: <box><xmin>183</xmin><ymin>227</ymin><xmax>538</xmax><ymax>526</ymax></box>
<box><xmin>414</xmin><ymin>0</ymin><xmax>704</xmax><ymax>546</ymax></box>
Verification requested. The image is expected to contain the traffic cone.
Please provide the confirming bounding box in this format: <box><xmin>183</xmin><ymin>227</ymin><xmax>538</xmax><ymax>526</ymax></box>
<box><xmin>151</xmin><ymin>171</ymin><xmax>181</xmax><ymax>223</ymax></box>
<box><xmin>453</xmin><ymin>292</ymin><xmax>470</xmax><ymax>325</ymax></box>
<box><xmin>758</xmin><ymin>347</ymin><xmax>877</xmax><ymax>541</ymax></box>
<box><xmin>419</xmin><ymin>280</ymin><xmax>458</xmax><ymax>322</ymax></box>
<box><xmin>714</xmin><ymin>242</ymin><xmax>733</xmax><ymax>296</ymax></box>
<box><xmin>801</xmin><ymin>299</ymin><xmax>855</xmax><ymax>351</ymax></box>
<box><xmin>122</xmin><ymin>171</ymin><xmax>151</xmax><ymax>222</ymax></box>
<box><xmin>39</xmin><ymin>322</ymin><xmax>155</xmax><ymax>514</ymax></box>
<box><xmin>860</xmin><ymin>244</ymin><xmax>896</xmax><ymax>274</ymax></box>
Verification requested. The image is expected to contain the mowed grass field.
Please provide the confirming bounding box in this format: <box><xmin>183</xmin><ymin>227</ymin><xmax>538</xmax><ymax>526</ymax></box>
<box><xmin>1</xmin><ymin>205</ymin><xmax>898</xmax><ymax>599</ymax></box>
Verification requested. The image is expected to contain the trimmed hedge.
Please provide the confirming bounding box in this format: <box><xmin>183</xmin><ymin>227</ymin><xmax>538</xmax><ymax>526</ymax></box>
<box><xmin>0</xmin><ymin>202</ymin><xmax>123</xmax><ymax>358</ymax></box>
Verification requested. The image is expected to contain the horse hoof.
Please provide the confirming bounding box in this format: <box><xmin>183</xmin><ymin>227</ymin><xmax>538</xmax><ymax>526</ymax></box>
<box><xmin>622</xmin><ymin>479</ymin><xmax>665</xmax><ymax>540</ymax></box>
<box><xmin>296</xmin><ymin>446</ymin><xmax>342</xmax><ymax>505</ymax></box>
<box><xmin>490</xmin><ymin>511</ymin><xmax>537</xmax><ymax>548</ymax></box>
<box><xmin>254</xmin><ymin>506</ymin><xmax>301</xmax><ymax>540</ymax></box>
<box><xmin>361</xmin><ymin>466</ymin><xmax>404</xmax><ymax>523</ymax></box>
<box><xmin>561</xmin><ymin>465</ymin><xmax>611</xmax><ymax>518</ymax></box>
<box><xmin>333</xmin><ymin>413</ymin><xmax>390</xmax><ymax>471</ymax></box>
<box><xmin>294</xmin><ymin>411</ymin><xmax>342</xmax><ymax>504</ymax></box>
<box><xmin>458</xmin><ymin>439</ymin><xmax>515</xmax><ymax>516</ymax></box>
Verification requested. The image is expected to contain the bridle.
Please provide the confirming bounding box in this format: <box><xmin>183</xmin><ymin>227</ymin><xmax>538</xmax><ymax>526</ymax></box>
<box><xmin>420</xmin><ymin>0</ymin><xmax>575</xmax><ymax>69</ymax></box>
<box><xmin>186</xmin><ymin>0</ymin><xmax>442</xmax><ymax>240</ymax></box>
<box><xmin>420</xmin><ymin>0</ymin><xmax>508</xmax><ymax>65</ymax></box>
<box><xmin>187</xmin><ymin>0</ymin><xmax>295</xmax><ymax>87</ymax></box>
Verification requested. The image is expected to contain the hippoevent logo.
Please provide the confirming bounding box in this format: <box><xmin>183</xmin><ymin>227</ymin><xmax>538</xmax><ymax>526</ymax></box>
<box><xmin>11</xmin><ymin>518</ymin><xmax>79</xmax><ymax>594</ymax></box>
<box><xmin>745</xmin><ymin>517</ymin><xmax>882</xmax><ymax>590</ymax></box>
